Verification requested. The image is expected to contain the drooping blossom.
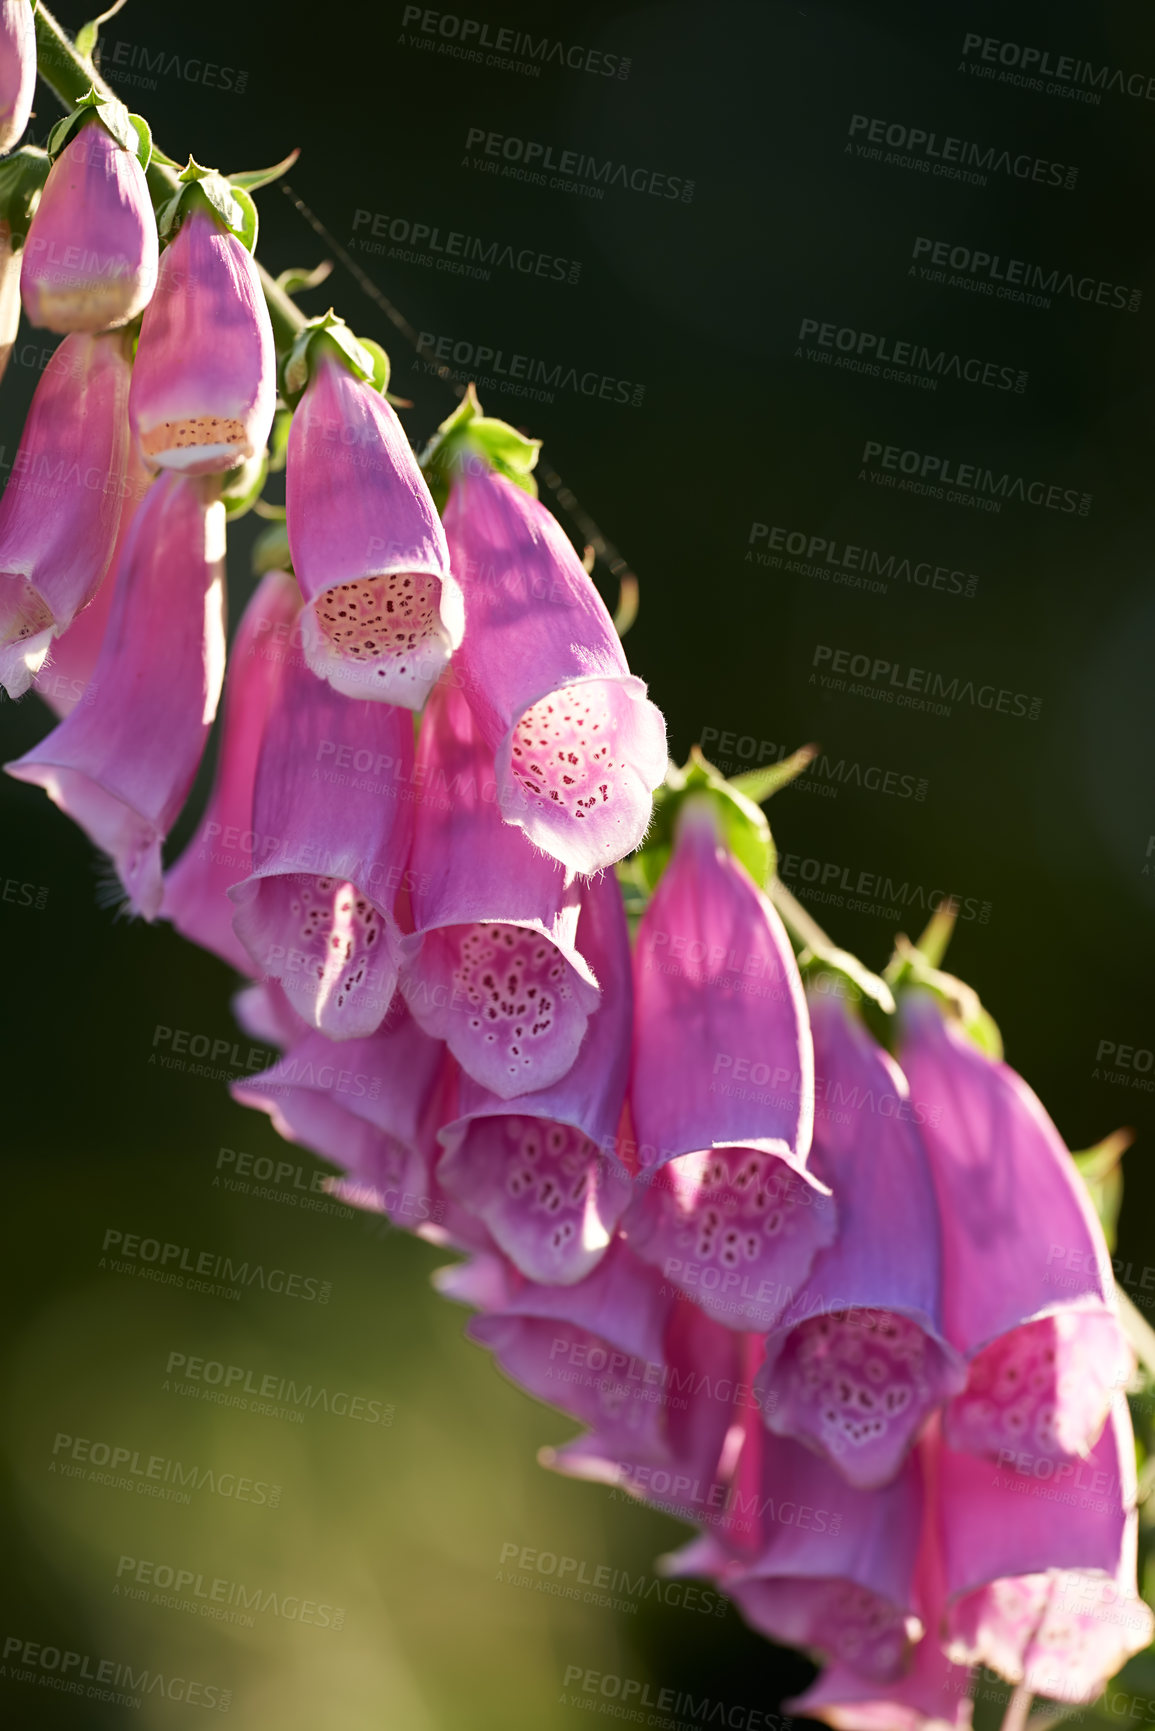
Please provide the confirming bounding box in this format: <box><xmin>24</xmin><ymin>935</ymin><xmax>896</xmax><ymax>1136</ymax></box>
<box><xmin>442</xmin><ymin>458</ymin><xmax>667</xmax><ymax>874</ymax></box>
<box><xmin>285</xmin><ymin>340</ymin><xmax>462</xmax><ymax>708</ymax></box>
<box><xmin>0</xmin><ymin>330</ymin><xmax>133</xmax><ymax>698</ymax></box>
<box><xmin>401</xmin><ymin>670</ymin><xmax>599</xmax><ymax>1097</ymax></box>
<box><xmin>130</xmin><ymin>201</ymin><xmax>275</xmax><ymax>474</ymax></box>
<box><xmin>755</xmin><ymin>986</ymin><xmax>965</xmax><ymax>1487</ymax></box>
<box><xmin>938</xmin><ymin>1399</ymin><xmax>1153</xmax><ymax>1702</ymax></box>
<box><xmin>228</xmin><ymin>627</ymin><xmax>415</xmax><ymax>1039</ymax></box>
<box><xmin>668</xmin><ymin>1398</ymin><xmax>926</xmax><ymax>1685</ymax></box>
<box><xmin>32</xmin><ymin>434</ymin><xmax>152</xmax><ymax>719</ymax></box>
<box><xmin>623</xmin><ymin>795</ymin><xmax>833</xmax><ymax>1332</ymax></box>
<box><xmin>5</xmin><ymin>472</ymin><xmax>226</xmax><ymax>917</ymax></box>
<box><xmin>233</xmin><ymin>995</ymin><xmax>449</xmax><ymax>1233</ymax></box>
<box><xmin>436</xmin><ymin>868</ymin><xmax>632</xmax><ymax>1284</ymax></box>
<box><xmin>161</xmin><ymin>568</ymin><xmax>300</xmax><ymax>971</ymax></box>
<box><xmin>21</xmin><ymin>118</ymin><xmax>157</xmax><ymax>331</ymax></box>
<box><xmin>898</xmin><ymin>988</ymin><xmax>1131</xmax><ymax>1469</ymax></box>
<box><xmin>0</xmin><ymin>1</ymin><xmax>35</xmax><ymax>156</ymax></box>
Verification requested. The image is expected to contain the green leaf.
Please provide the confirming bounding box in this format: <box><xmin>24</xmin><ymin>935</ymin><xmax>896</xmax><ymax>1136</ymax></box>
<box><xmin>228</xmin><ymin>148</ymin><xmax>300</xmax><ymax>192</ymax></box>
<box><xmin>275</xmin><ymin>259</ymin><xmax>334</xmax><ymax>297</ymax></box>
<box><xmin>730</xmin><ymin>744</ymin><xmax>819</xmax><ymax>805</ymax></box>
<box><xmin>127</xmin><ymin>113</ymin><xmax>152</xmax><ymax>173</ymax></box>
<box><xmin>358</xmin><ymin>336</ymin><xmax>390</xmax><ymax>396</ymax></box>
<box><xmin>1073</xmin><ymin>1128</ymin><xmax>1131</xmax><ymax>1254</ymax></box>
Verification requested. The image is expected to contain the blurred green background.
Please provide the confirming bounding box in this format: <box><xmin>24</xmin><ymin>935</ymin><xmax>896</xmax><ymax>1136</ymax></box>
<box><xmin>3</xmin><ymin>0</ymin><xmax>1155</xmax><ymax>1724</ymax></box>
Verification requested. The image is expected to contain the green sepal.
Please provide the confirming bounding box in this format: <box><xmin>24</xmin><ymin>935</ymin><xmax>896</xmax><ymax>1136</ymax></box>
<box><xmin>229</xmin><ymin>149</ymin><xmax>299</xmax><ymax>193</ymax></box>
<box><xmin>220</xmin><ymin>448</ymin><xmax>268</xmax><ymax>520</ymax></box>
<box><xmin>0</xmin><ymin>146</ymin><xmax>49</xmax><ymax>247</ymax></box>
<box><xmin>729</xmin><ymin>744</ymin><xmax>819</xmax><ymax>806</ymax></box>
<box><xmin>1072</xmin><ymin>1128</ymin><xmax>1130</xmax><ymax>1255</ymax></box>
<box><xmin>46</xmin><ymin>87</ymin><xmax>151</xmax><ymax>169</ymax></box>
<box><xmin>884</xmin><ymin>937</ymin><xmax>1003</xmax><ymax>1060</ymax></box>
<box><xmin>266</xmin><ymin>407</ymin><xmax>292</xmax><ymax>475</ymax></box>
<box><xmin>275</xmin><ymin>259</ymin><xmax>334</xmax><ymax>297</ymax></box>
<box><xmin>75</xmin><ymin>0</ymin><xmax>128</xmax><ymax>60</ymax></box>
<box><xmin>420</xmin><ymin>385</ymin><xmax>540</xmax><ymax>514</ymax></box>
<box><xmin>280</xmin><ymin>312</ymin><xmax>387</xmax><ymax>408</ymax></box>
<box><xmin>628</xmin><ymin>747</ymin><xmax>776</xmax><ymax>899</ymax></box>
<box><xmin>252</xmin><ymin>521</ymin><xmax>292</xmax><ymax>577</ymax></box>
<box><xmin>157</xmin><ymin>161</ymin><xmax>258</xmax><ymax>253</ymax></box>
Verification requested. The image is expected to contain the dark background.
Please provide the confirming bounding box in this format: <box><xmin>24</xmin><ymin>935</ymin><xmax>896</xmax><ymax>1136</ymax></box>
<box><xmin>2</xmin><ymin>1</ymin><xmax>1153</xmax><ymax>1725</ymax></box>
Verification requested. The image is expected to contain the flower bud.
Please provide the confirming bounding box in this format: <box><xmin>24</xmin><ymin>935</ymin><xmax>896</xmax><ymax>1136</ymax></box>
<box><xmin>130</xmin><ymin>202</ymin><xmax>275</xmax><ymax>474</ymax></box>
<box><xmin>21</xmin><ymin>119</ymin><xmax>158</xmax><ymax>332</ymax></box>
<box><xmin>0</xmin><ymin>330</ymin><xmax>133</xmax><ymax>698</ymax></box>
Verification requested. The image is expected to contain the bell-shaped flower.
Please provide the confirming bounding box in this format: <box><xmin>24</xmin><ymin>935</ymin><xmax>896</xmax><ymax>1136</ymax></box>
<box><xmin>5</xmin><ymin>473</ymin><xmax>226</xmax><ymax>917</ymax></box>
<box><xmin>130</xmin><ymin>201</ymin><xmax>275</xmax><ymax>475</ymax></box>
<box><xmin>442</xmin><ymin>460</ymin><xmax>667</xmax><ymax>874</ymax></box>
<box><xmin>33</xmin><ymin>435</ymin><xmax>152</xmax><ymax>718</ymax></box>
<box><xmin>0</xmin><ymin>331</ymin><xmax>133</xmax><ymax>698</ymax></box>
<box><xmin>789</xmin><ymin>1438</ymin><xmax>975</xmax><ymax>1731</ymax></box>
<box><xmin>756</xmin><ymin>988</ymin><xmax>966</xmax><ymax>1487</ymax></box>
<box><xmin>671</xmin><ymin>1402</ymin><xmax>926</xmax><ymax>1684</ymax></box>
<box><xmin>0</xmin><ymin>2</ymin><xmax>35</xmax><ymax>156</ymax></box>
<box><xmin>161</xmin><ymin>569</ymin><xmax>300</xmax><ymax>972</ymax></box>
<box><xmin>232</xmin><ymin>997</ymin><xmax>448</xmax><ymax>1231</ymax></box>
<box><xmin>465</xmin><ymin>1236</ymin><xmax>683</xmax><ymax>1463</ymax></box>
<box><xmin>21</xmin><ymin>119</ymin><xmax>157</xmax><ymax>332</ymax></box>
<box><xmin>285</xmin><ymin>341</ymin><xmax>462</xmax><ymax>709</ymax></box>
<box><xmin>436</xmin><ymin>869</ymin><xmax>632</xmax><ymax>1284</ymax></box>
<box><xmin>228</xmin><ymin>638</ymin><xmax>414</xmax><ymax>1039</ymax></box>
<box><xmin>401</xmin><ymin>671</ymin><xmax>600</xmax><ymax>1096</ymax></box>
<box><xmin>898</xmin><ymin>989</ymin><xmax>1130</xmax><ymax>1469</ymax></box>
<box><xmin>622</xmin><ymin>796</ymin><xmax>833</xmax><ymax>1331</ymax></box>
<box><xmin>938</xmin><ymin>1398</ymin><xmax>1152</xmax><ymax>1701</ymax></box>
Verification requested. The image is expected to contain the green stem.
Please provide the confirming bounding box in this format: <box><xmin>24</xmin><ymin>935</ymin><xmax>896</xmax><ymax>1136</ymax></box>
<box><xmin>32</xmin><ymin>4</ymin><xmax>304</xmax><ymax>349</ymax></box>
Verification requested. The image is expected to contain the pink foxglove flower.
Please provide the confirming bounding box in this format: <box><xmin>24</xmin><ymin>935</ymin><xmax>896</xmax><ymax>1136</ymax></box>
<box><xmin>228</xmin><ymin>638</ymin><xmax>414</xmax><ymax>1039</ymax></box>
<box><xmin>21</xmin><ymin>121</ymin><xmax>157</xmax><ymax>332</ymax></box>
<box><xmin>5</xmin><ymin>472</ymin><xmax>226</xmax><ymax>917</ymax></box>
<box><xmin>0</xmin><ymin>2</ymin><xmax>35</xmax><ymax>156</ymax></box>
<box><xmin>233</xmin><ymin>999</ymin><xmax>447</xmax><ymax>1231</ymax></box>
<box><xmin>162</xmin><ymin>569</ymin><xmax>300</xmax><ymax>972</ymax></box>
<box><xmin>938</xmin><ymin>1400</ymin><xmax>1153</xmax><ymax>1701</ymax></box>
<box><xmin>436</xmin><ymin>868</ymin><xmax>632</xmax><ymax>1284</ymax></box>
<box><xmin>130</xmin><ymin>204</ymin><xmax>275</xmax><ymax>474</ymax></box>
<box><xmin>442</xmin><ymin>460</ymin><xmax>667</xmax><ymax>874</ymax></box>
<box><xmin>285</xmin><ymin>343</ymin><xmax>462</xmax><ymax>708</ymax></box>
<box><xmin>465</xmin><ymin>1237</ymin><xmax>682</xmax><ymax>1464</ymax></box>
<box><xmin>756</xmin><ymin>988</ymin><xmax>965</xmax><ymax>1487</ymax></box>
<box><xmin>898</xmin><ymin>989</ymin><xmax>1130</xmax><ymax>1469</ymax></box>
<box><xmin>33</xmin><ymin>435</ymin><xmax>152</xmax><ymax>718</ymax></box>
<box><xmin>401</xmin><ymin>671</ymin><xmax>600</xmax><ymax>1097</ymax></box>
<box><xmin>0</xmin><ymin>331</ymin><xmax>132</xmax><ymax>698</ymax></box>
<box><xmin>623</xmin><ymin>796</ymin><xmax>833</xmax><ymax>1331</ymax></box>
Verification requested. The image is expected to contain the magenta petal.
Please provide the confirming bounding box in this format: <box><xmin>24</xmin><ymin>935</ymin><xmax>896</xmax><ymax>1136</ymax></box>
<box><xmin>443</xmin><ymin>463</ymin><xmax>666</xmax><ymax>873</ymax></box>
<box><xmin>944</xmin><ymin>1309</ymin><xmax>1131</xmax><ymax>1469</ymax></box>
<box><xmin>625</xmin><ymin>1145</ymin><xmax>836</xmax><ymax>1332</ymax></box>
<box><xmin>467</xmin><ymin>1238</ymin><xmax>677</xmax><ymax>1456</ymax></box>
<box><xmin>631</xmin><ymin>798</ymin><xmax>816</xmax><ymax>1168</ymax></box>
<box><xmin>0</xmin><ymin>332</ymin><xmax>133</xmax><ymax>697</ymax></box>
<box><xmin>231</xmin><ymin>1006</ymin><xmax>446</xmax><ymax>1228</ymax></box>
<box><xmin>130</xmin><ymin>207</ymin><xmax>275</xmax><ymax>475</ymax></box>
<box><xmin>758</xmin><ymin>992</ymin><xmax>965</xmax><ymax>1486</ymax></box>
<box><xmin>162</xmin><ymin>570</ymin><xmax>300</xmax><ymax>972</ymax></box>
<box><xmin>286</xmin><ymin>350</ymin><xmax>460</xmax><ymax>708</ymax></box>
<box><xmin>21</xmin><ymin>123</ymin><xmax>157</xmax><ymax>331</ymax></box>
<box><xmin>401</xmin><ymin>672</ymin><xmax>599</xmax><ymax>1095</ymax></box>
<box><xmin>437</xmin><ymin>870</ymin><xmax>634</xmax><ymax>1281</ymax></box>
<box><xmin>6</xmin><ymin>473</ymin><xmax>225</xmax><ymax>916</ymax></box>
<box><xmin>228</xmin><ymin>649</ymin><xmax>414</xmax><ymax>1038</ymax></box>
<box><xmin>0</xmin><ymin>1</ymin><xmax>36</xmax><ymax>154</ymax></box>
